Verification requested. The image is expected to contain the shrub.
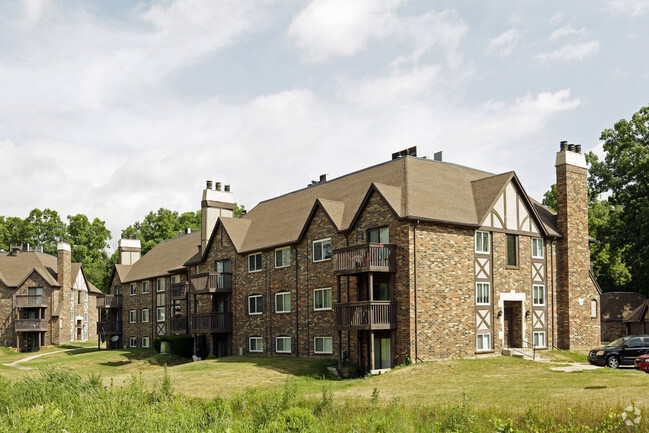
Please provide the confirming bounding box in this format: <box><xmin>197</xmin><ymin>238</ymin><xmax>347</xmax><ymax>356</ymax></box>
<box><xmin>153</xmin><ymin>334</ymin><xmax>194</xmax><ymax>358</ymax></box>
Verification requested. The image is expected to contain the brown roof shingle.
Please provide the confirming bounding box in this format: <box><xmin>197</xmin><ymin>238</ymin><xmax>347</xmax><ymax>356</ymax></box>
<box><xmin>0</xmin><ymin>251</ymin><xmax>60</xmax><ymax>288</ymax></box>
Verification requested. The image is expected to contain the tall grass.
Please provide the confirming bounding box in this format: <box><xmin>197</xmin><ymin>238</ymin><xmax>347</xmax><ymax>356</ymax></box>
<box><xmin>0</xmin><ymin>366</ymin><xmax>644</xmax><ymax>432</ymax></box>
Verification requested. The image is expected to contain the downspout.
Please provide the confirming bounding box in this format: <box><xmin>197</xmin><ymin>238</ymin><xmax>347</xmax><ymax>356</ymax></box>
<box><xmin>413</xmin><ymin>221</ymin><xmax>419</xmax><ymax>362</ymax></box>
<box><xmin>295</xmin><ymin>244</ymin><xmax>299</xmax><ymax>357</ymax></box>
<box><xmin>550</xmin><ymin>240</ymin><xmax>555</xmax><ymax>350</ymax></box>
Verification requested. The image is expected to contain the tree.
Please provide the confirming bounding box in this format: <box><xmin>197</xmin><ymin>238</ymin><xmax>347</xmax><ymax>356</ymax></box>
<box><xmin>67</xmin><ymin>214</ymin><xmax>113</xmax><ymax>292</ymax></box>
<box><xmin>24</xmin><ymin>209</ymin><xmax>67</xmax><ymax>255</ymax></box>
<box><xmin>587</xmin><ymin>106</ymin><xmax>649</xmax><ymax>294</ymax></box>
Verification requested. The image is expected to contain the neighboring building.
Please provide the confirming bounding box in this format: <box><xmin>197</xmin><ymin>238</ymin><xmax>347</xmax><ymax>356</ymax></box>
<box><xmin>0</xmin><ymin>242</ymin><xmax>101</xmax><ymax>352</ymax></box>
<box><xmin>600</xmin><ymin>292</ymin><xmax>648</xmax><ymax>342</ymax></box>
<box><xmin>101</xmin><ymin>142</ymin><xmax>601</xmax><ymax>372</ymax></box>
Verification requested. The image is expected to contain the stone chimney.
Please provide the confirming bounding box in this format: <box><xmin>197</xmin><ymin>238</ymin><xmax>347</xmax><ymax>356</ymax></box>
<box><xmin>555</xmin><ymin>141</ymin><xmax>599</xmax><ymax>349</ymax></box>
<box><xmin>118</xmin><ymin>235</ymin><xmax>142</xmax><ymax>265</ymax></box>
<box><xmin>201</xmin><ymin>180</ymin><xmax>235</xmax><ymax>254</ymax></box>
<box><xmin>57</xmin><ymin>242</ymin><xmax>72</xmax><ymax>299</ymax></box>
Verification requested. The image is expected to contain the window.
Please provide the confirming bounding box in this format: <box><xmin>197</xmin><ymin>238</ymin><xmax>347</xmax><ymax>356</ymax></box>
<box><xmin>78</xmin><ymin>290</ymin><xmax>82</xmax><ymax>304</ymax></box>
<box><xmin>627</xmin><ymin>338</ymin><xmax>642</xmax><ymax>348</ymax></box>
<box><xmin>170</xmin><ymin>275</ymin><xmax>180</xmax><ymax>285</ymax></box>
<box><xmin>531</xmin><ymin>238</ymin><xmax>544</xmax><ymax>258</ymax></box>
<box><xmin>129</xmin><ymin>337</ymin><xmax>137</xmax><ymax>348</ymax></box>
<box><xmin>313</xmin><ymin>238</ymin><xmax>332</xmax><ymax>262</ymax></box>
<box><xmin>506</xmin><ymin>234</ymin><xmax>518</xmax><ymax>267</ymax></box>
<box><xmin>275</xmin><ymin>247</ymin><xmax>291</xmax><ymax>268</ymax></box>
<box><xmin>248</xmin><ymin>295</ymin><xmax>263</xmax><ymax>315</ymax></box>
<box><xmin>476</xmin><ymin>333</ymin><xmax>491</xmax><ymax>351</ymax></box>
<box><xmin>533</xmin><ymin>285</ymin><xmax>545</xmax><ymax>306</ymax></box>
<box><xmin>591</xmin><ymin>299</ymin><xmax>598</xmax><ymax>318</ymax></box>
<box><xmin>142</xmin><ymin>337</ymin><xmax>150</xmax><ymax>348</ymax></box>
<box><xmin>475</xmin><ymin>231</ymin><xmax>490</xmax><ymax>253</ymax></box>
<box><xmin>156</xmin><ymin>307</ymin><xmax>165</xmax><ymax>322</ymax></box>
<box><xmin>533</xmin><ymin>331</ymin><xmax>546</xmax><ymax>348</ymax></box>
<box><xmin>215</xmin><ymin>259</ymin><xmax>231</xmax><ymax>273</ymax></box>
<box><xmin>129</xmin><ymin>310</ymin><xmax>136</xmax><ymax>323</ymax></box>
<box><xmin>129</xmin><ymin>283</ymin><xmax>136</xmax><ymax>296</ymax></box>
<box><xmin>276</xmin><ymin>337</ymin><xmax>292</xmax><ymax>353</ymax></box>
<box><xmin>275</xmin><ymin>292</ymin><xmax>291</xmax><ymax>313</ymax></box>
<box><xmin>248</xmin><ymin>253</ymin><xmax>262</xmax><ymax>272</ymax></box>
<box><xmin>249</xmin><ymin>337</ymin><xmax>263</xmax><ymax>352</ymax></box>
<box><xmin>142</xmin><ymin>308</ymin><xmax>150</xmax><ymax>323</ymax></box>
<box><xmin>156</xmin><ymin>278</ymin><xmax>165</xmax><ymax>292</ymax></box>
<box><xmin>368</xmin><ymin>227</ymin><xmax>389</xmax><ymax>244</ymax></box>
<box><xmin>314</xmin><ymin>288</ymin><xmax>332</xmax><ymax>310</ymax></box>
<box><xmin>84</xmin><ymin>312</ymin><xmax>88</xmax><ymax>322</ymax></box>
<box><xmin>114</xmin><ymin>285</ymin><xmax>121</xmax><ymax>295</ymax></box>
<box><xmin>70</xmin><ymin>288</ymin><xmax>74</xmax><ymax>300</ymax></box>
<box><xmin>141</xmin><ymin>281</ymin><xmax>149</xmax><ymax>294</ymax></box>
<box><xmin>476</xmin><ymin>283</ymin><xmax>490</xmax><ymax>305</ymax></box>
<box><xmin>314</xmin><ymin>337</ymin><xmax>333</xmax><ymax>354</ymax></box>
<box><xmin>84</xmin><ymin>292</ymin><xmax>88</xmax><ymax>301</ymax></box>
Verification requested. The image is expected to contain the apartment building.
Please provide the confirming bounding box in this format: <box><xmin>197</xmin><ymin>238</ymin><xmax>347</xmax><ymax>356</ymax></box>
<box><xmin>0</xmin><ymin>242</ymin><xmax>101</xmax><ymax>352</ymax></box>
<box><xmin>101</xmin><ymin>143</ymin><xmax>600</xmax><ymax>372</ymax></box>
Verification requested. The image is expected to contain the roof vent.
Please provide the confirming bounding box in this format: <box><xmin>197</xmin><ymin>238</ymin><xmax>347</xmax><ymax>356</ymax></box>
<box><xmin>391</xmin><ymin>146</ymin><xmax>417</xmax><ymax>160</ymax></box>
<box><xmin>433</xmin><ymin>151</ymin><xmax>444</xmax><ymax>162</ymax></box>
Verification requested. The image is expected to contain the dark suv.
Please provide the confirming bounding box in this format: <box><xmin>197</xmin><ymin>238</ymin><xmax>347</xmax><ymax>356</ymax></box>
<box><xmin>587</xmin><ymin>335</ymin><xmax>649</xmax><ymax>368</ymax></box>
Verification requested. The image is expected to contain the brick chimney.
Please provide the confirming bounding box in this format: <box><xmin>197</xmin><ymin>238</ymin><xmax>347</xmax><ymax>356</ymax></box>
<box><xmin>555</xmin><ymin>141</ymin><xmax>599</xmax><ymax>349</ymax></box>
<box><xmin>201</xmin><ymin>180</ymin><xmax>235</xmax><ymax>254</ymax></box>
<box><xmin>57</xmin><ymin>242</ymin><xmax>72</xmax><ymax>299</ymax></box>
<box><xmin>118</xmin><ymin>235</ymin><xmax>141</xmax><ymax>265</ymax></box>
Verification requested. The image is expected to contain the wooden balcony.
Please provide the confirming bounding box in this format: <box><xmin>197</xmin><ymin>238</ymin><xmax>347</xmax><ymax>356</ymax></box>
<box><xmin>170</xmin><ymin>283</ymin><xmax>188</xmax><ymax>299</ymax></box>
<box><xmin>190</xmin><ymin>272</ymin><xmax>232</xmax><ymax>294</ymax></box>
<box><xmin>332</xmin><ymin>243</ymin><xmax>397</xmax><ymax>275</ymax></box>
<box><xmin>191</xmin><ymin>313</ymin><xmax>233</xmax><ymax>333</ymax></box>
<box><xmin>15</xmin><ymin>319</ymin><xmax>48</xmax><ymax>332</ymax></box>
<box><xmin>334</xmin><ymin>301</ymin><xmax>397</xmax><ymax>330</ymax></box>
<box><xmin>169</xmin><ymin>317</ymin><xmax>188</xmax><ymax>334</ymax></box>
<box><xmin>97</xmin><ymin>321</ymin><xmax>122</xmax><ymax>334</ymax></box>
<box><xmin>96</xmin><ymin>295</ymin><xmax>122</xmax><ymax>309</ymax></box>
<box><xmin>15</xmin><ymin>295</ymin><xmax>48</xmax><ymax>308</ymax></box>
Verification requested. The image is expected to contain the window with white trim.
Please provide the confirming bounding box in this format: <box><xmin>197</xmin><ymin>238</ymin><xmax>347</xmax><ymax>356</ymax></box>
<box><xmin>533</xmin><ymin>331</ymin><xmax>546</xmax><ymax>348</ymax></box>
<box><xmin>171</xmin><ymin>275</ymin><xmax>180</xmax><ymax>284</ymax></box>
<box><xmin>314</xmin><ymin>288</ymin><xmax>332</xmax><ymax>310</ymax></box>
<box><xmin>70</xmin><ymin>288</ymin><xmax>74</xmax><ymax>300</ymax></box>
<box><xmin>276</xmin><ymin>336</ymin><xmax>291</xmax><ymax>353</ymax></box>
<box><xmin>531</xmin><ymin>238</ymin><xmax>544</xmax><ymax>258</ymax></box>
<box><xmin>591</xmin><ymin>299</ymin><xmax>598</xmax><ymax>318</ymax></box>
<box><xmin>156</xmin><ymin>277</ymin><xmax>165</xmax><ymax>292</ymax></box>
<box><xmin>275</xmin><ymin>247</ymin><xmax>290</xmax><ymax>268</ymax></box>
<box><xmin>130</xmin><ymin>284</ymin><xmax>136</xmax><ymax>296</ymax></box>
<box><xmin>142</xmin><ymin>337</ymin><xmax>150</xmax><ymax>348</ymax></box>
<box><xmin>142</xmin><ymin>308</ymin><xmax>150</xmax><ymax>323</ymax></box>
<box><xmin>84</xmin><ymin>312</ymin><xmax>88</xmax><ymax>322</ymax></box>
<box><xmin>249</xmin><ymin>337</ymin><xmax>263</xmax><ymax>352</ymax></box>
<box><xmin>476</xmin><ymin>282</ymin><xmax>490</xmax><ymax>305</ymax></box>
<box><xmin>475</xmin><ymin>231</ymin><xmax>490</xmax><ymax>253</ymax></box>
<box><xmin>533</xmin><ymin>285</ymin><xmax>545</xmax><ymax>306</ymax></box>
<box><xmin>84</xmin><ymin>292</ymin><xmax>88</xmax><ymax>301</ymax></box>
<box><xmin>314</xmin><ymin>337</ymin><xmax>333</xmax><ymax>354</ymax></box>
<box><xmin>156</xmin><ymin>307</ymin><xmax>165</xmax><ymax>322</ymax></box>
<box><xmin>141</xmin><ymin>281</ymin><xmax>150</xmax><ymax>294</ymax></box>
<box><xmin>275</xmin><ymin>292</ymin><xmax>291</xmax><ymax>313</ymax></box>
<box><xmin>248</xmin><ymin>253</ymin><xmax>262</xmax><ymax>272</ymax></box>
<box><xmin>129</xmin><ymin>337</ymin><xmax>137</xmax><ymax>348</ymax></box>
<box><xmin>476</xmin><ymin>333</ymin><xmax>491</xmax><ymax>351</ymax></box>
<box><xmin>313</xmin><ymin>238</ymin><xmax>332</xmax><ymax>262</ymax></box>
<box><xmin>129</xmin><ymin>310</ymin><xmax>136</xmax><ymax>323</ymax></box>
<box><xmin>248</xmin><ymin>295</ymin><xmax>263</xmax><ymax>315</ymax></box>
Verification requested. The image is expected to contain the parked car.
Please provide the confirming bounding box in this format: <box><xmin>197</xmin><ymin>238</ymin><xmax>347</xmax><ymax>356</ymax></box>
<box><xmin>587</xmin><ymin>335</ymin><xmax>649</xmax><ymax>368</ymax></box>
<box><xmin>634</xmin><ymin>353</ymin><xmax>649</xmax><ymax>373</ymax></box>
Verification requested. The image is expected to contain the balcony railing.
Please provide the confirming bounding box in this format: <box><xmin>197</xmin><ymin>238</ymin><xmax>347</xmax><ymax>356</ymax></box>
<box><xmin>15</xmin><ymin>318</ymin><xmax>48</xmax><ymax>332</ymax></box>
<box><xmin>96</xmin><ymin>295</ymin><xmax>122</xmax><ymax>309</ymax></box>
<box><xmin>191</xmin><ymin>313</ymin><xmax>233</xmax><ymax>333</ymax></box>
<box><xmin>334</xmin><ymin>301</ymin><xmax>397</xmax><ymax>330</ymax></box>
<box><xmin>97</xmin><ymin>321</ymin><xmax>122</xmax><ymax>334</ymax></box>
<box><xmin>332</xmin><ymin>243</ymin><xmax>397</xmax><ymax>275</ymax></box>
<box><xmin>15</xmin><ymin>295</ymin><xmax>48</xmax><ymax>308</ymax></box>
<box><xmin>190</xmin><ymin>272</ymin><xmax>233</xmax><ymax>293</ymax></box>
<box><xmin>169</xmin><ymin>317</ymin><xmax>188</xmax><ymax>334</ymax></box>
<box><xmin>170</xmin><ymin>283</ymin><xmax>188</xmax><ymax>299</ymax></box>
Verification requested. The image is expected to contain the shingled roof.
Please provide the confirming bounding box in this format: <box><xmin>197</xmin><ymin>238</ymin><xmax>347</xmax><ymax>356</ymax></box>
<box><xmin>0</xmin><ymin>251</ymin><xmax>60</xmax><ymax>288</ymax></box>
<box><xmin>601</xmin><ymin>292</ymin><xmax>648</xmax><ymax>321</ymax></box>
<box><xmin>207</xmin><ymin>156</ymin><xmax>560</xmax><ymax>255</ymax></box>
<box><xmin>121</xmin><ymin>231</ymin><xmax>200</xmax><ymax>283</ymax></box>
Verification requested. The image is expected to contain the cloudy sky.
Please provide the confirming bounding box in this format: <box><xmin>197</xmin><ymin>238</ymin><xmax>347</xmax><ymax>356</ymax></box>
<box><xmin>1</xmin><ymin>0</ymin><xmax>647</xmax><ymax>249</ymax></box>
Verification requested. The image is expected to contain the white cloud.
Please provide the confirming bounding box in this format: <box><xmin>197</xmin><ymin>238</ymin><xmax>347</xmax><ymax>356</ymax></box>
<box><xmin>604</xmin><ymin>0</ymin><xmax>649</xmax><ymax>17</ymax></box>
<box><xmin>484</xmin><ymin>29</ymin><xmax>520</xmax><ymax>57</ymax></box>
<box><xmin>549</xmin><ymin>11</ymin><xmax>564</xmax><ymax>25</ymax></box>
<box><xmin>287</xmin><ymin>0</ymin><xmax>402</xmax><ymax>63</ymax></box>
<box><xmin>549</xmin><ymin>25</ymin><xmax>586</xmax><ymax>41</ymax></box>
<box><xmin>535</xmin><ymin>41</ymin><xmax>599</xmax><ymax>63</ymax></box>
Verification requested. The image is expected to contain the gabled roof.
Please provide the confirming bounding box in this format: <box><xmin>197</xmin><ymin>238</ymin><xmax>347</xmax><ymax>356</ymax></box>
<box><xmin>601</xmin><ymin>292</ymin><xmax>648</xmax><ymax>321</ymax></box>
<box><xmin>0</xmin><ymin>251</ymin><xmax>60</xmax><ymax>288</ymax></box>
<box><xmin>71</xmin><ymin>263</ymin><xmax>102</xmax><ymax>294</ymax></box>
<box><xmin>122</xmin><ymin>231</ymin><xmax>200</xmax><ymax>283</ymax></box>
<box><xmin>623</xmin><ymin>300</ymin><xmax>649</xmax><ymax>323</ymax></box>
<box><xmin>214</xmin><ymin>156</ymin><xmax>560</xmax><ymax>254</ymax></box>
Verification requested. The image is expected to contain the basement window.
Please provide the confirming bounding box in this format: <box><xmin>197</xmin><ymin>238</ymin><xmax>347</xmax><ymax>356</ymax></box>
<box><xmin>476</xmin><ymin>333</ymin><xmax>491</xmax><ymax>351</ymax></box>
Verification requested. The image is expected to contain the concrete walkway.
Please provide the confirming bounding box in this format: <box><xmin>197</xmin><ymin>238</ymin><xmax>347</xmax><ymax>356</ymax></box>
<box><xmin>2</xmin><ymin>348</ymin><xmax>81</xmax><ymax>371</ymax></box>
<box><xmin>547</xmin><ymin>362</ymin><xmax>601</xmax><ymax>372</ymax></box>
